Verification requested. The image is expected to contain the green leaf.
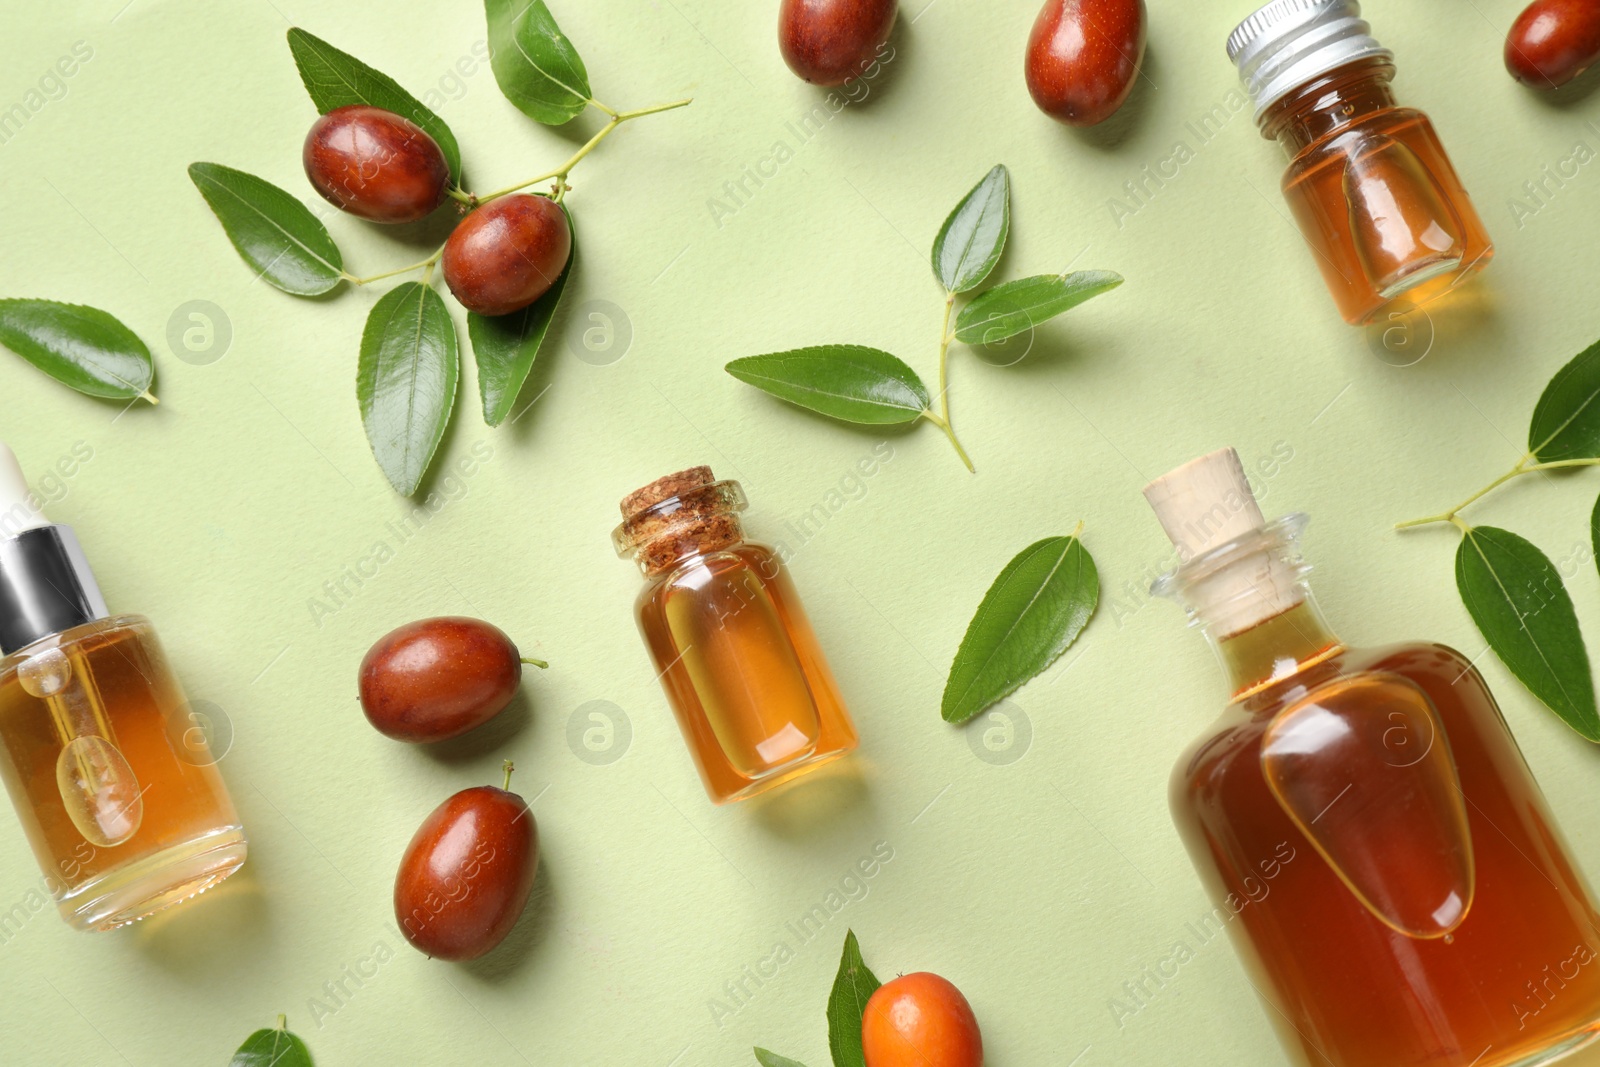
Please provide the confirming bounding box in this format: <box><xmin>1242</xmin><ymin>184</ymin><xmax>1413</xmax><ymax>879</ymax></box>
<box><xmin>468</xmin><ymin>211</ymin><xmax>575</xmax><ymax>426</ymax></box>
<box><xmin>189</xmin><ymin>162</ymin><xmax>344</xmax><ymax>296</ymax></box>
<box><xmin>825</xmin><ymin>930</ymin><xmax>880</xmax><ymax>1067</ymax></box>
<box><xmin>485</xmin><ymin>0</ymin><xmax>592</xmax><ymax>125</ymax></box>
<box><xmin>943</xmin><ymin>531</ymin><xmax>1099</xmax><ymax>725</ymax></box>
<box><xmin>1593</xmin><ymin>492</ymin><xmax>1600</xmax><ymax>582</ymax></box>
<box><xmin>932</xmin><ymin>165</ymin><xmax>1009</xmax><ymax>294</ymax></box>
<box><xmin>358</xmin><ymin>282</ymin><xmax>459</xmax><ymax>495</ymax></box>
<box><xmin>727</xmin><ymin>346</ymin><xmax>930</xmax><ymax>426</ymax></box>
<box><xmin>953</xmin><ymin>270</ymin><xmax>1123</xmax><ymax>347</ymax></box>
<box><xmin>754</xmin><ymin>1051</ymin><xmax>808</xmax><ymax>1067</ymax></box>
<box><xmin>1529</xmin><ymin>338</ymin><xmax>1600</xmax><ymax>461</ymax></box>
<box><xmin>286</xmin><ymin>28</ymin><xmax>462</xmax><ymax>184</ymax></box>
<box><xmin>229</xmin><ymin>1020</ymin><xmax>314</xmax><ymax>1067</ymax></box>
<box><xmin>1456</xmin><ymin>525</ymin><xmax>1600</xmax><ymax>741</ymax></box>
<box><xmin>0</xmin><ymin>300</ymin><xmax>153</xmax><ymax>401</ymax></box>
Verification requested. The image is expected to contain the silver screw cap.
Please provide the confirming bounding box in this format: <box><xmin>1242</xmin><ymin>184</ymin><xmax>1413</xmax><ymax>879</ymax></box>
<box><xmin>1227</xmin><ymin>0</ymin><xmax>1391</xmax><ymax>120</ymax></box>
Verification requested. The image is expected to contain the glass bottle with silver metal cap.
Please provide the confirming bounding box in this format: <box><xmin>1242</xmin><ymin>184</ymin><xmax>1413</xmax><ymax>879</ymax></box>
<box><xmin>1228</xmin><ymin>0</ymin><xmax>1493</xmax><ymax>324</ymax></box>
<box><xmin>0</xmin><ymin>443</ymin><xmax>246</xmax><ymax>930</ymax></box>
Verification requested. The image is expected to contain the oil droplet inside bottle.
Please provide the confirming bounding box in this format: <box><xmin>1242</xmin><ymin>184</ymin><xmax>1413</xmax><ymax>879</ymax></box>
<box><xmin>664</xmin><ymin>560</ymin><xmax>821</xmax><ymax>777</ymax></box>
<box><xmin>56</xmin><ymin>735</ymin><xmax>142</xmax><ymax>847</ymax></box>
<box><xmin>1341</xmin><ymin>134</ymin><xmax>1464</xmax><ymax>298</ymax></box>
<box><xmin>17</xmin><ymin>648</ymin><xmax>71</xmax><ymax>697</ymax></box>
<box><xmin>1262</xmin><ymin>673</ymin><xmax>1474</xmax><ymax>939</ymax></box>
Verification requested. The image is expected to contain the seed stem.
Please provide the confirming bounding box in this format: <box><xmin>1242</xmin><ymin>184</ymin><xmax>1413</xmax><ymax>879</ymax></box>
<box><xmin>520</xmin><ymin>656</ymin><xmax>549</xmax><ymax>669</ymax></box>
<box><xmin>502</xmin><ymin>760</ymin><xmax>514</xmax><ymax>791</ymax></box>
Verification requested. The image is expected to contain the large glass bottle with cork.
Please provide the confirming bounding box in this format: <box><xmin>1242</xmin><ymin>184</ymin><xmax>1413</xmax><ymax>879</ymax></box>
<box><xmin>1146</xmin><ymin>447</ymin><xmax>1600</xmax><ymax>1067</ymax></box>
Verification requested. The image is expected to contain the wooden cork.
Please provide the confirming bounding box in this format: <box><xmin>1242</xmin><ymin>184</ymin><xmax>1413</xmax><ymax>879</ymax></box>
<box><xmin>1144</xmin><ymin>447</ymin><xmax>1301</xmax><ymax>638</ymax></box>
<box><xmin>619</xmin><ymin>466</ymin><xmax>715</xmax><ymax>518</ymax></box>
<box><xmin>618</xmin><ymin>466</ymin><xmax>744</xmax><ymax>574</ymax></box>
<box><xmin>1143</xmin><ymin>448</ymin><xmax>1265</xmax><ymax>562</ymax></box>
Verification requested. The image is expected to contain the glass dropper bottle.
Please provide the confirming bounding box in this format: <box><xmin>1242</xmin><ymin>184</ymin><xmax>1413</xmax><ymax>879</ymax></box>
<box><xmin>0</xmin><ymin>443</ymin><xmax>247</xmax><ymax>930</ymax></box>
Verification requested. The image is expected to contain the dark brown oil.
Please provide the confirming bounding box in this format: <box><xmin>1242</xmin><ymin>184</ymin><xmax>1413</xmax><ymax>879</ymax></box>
<box><xmin>1174</xmin><ymin>609</ymin><xmax>1600</xmax><ymax>1066</ymax></box>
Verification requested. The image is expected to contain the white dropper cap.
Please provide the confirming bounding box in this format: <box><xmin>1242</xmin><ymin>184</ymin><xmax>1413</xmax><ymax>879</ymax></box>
<box><xmin>1144</xmin><ymin>447</ymin><xmax>1303</xmax><ymax>638</ymax></box>
<box><xmin>0</xmin><ymin>443</ymin><xmax>47</xmax><ymax>533</ymax></box>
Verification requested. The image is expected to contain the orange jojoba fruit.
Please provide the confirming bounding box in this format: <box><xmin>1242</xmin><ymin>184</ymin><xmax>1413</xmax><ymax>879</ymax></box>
<box><xmin>861</xmin><ymin>971</ymin><xmax>983</xmax><ymax>1067</ymax></box>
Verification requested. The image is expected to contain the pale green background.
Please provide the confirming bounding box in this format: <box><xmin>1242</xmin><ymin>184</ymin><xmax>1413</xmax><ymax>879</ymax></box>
<box><xmin>3</xmin><ymin>0</ymin><xmax>1600</xmax><ymax>1064</ymax></box>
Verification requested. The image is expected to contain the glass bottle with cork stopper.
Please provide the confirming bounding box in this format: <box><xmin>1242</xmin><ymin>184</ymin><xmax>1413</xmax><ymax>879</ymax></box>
<box><xmin>613</xmin><ymin>467</ymin><xmax>858</xmax><ymax>803</ymax></box>
<box><xmin>1146</xmin><ymin>448</ymin><xmax>1600</xmax><ymax>1067</ymax></box>
<box><xmin>1228</xmin><ymin>0</ymin><xmax>1493</xmax><ymax>324</ymax></box>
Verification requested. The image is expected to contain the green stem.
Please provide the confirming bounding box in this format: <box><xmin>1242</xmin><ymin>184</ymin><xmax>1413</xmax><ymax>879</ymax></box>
<box><xmin>613</xmin><ymin>98</ymin><xmax>694</xmax><ymax>121</ymax></box>
<box><xmin>343</xmin><ymin>247</ymin><xmax>444</xmax><ymax>287</ymax></box>
<box><xmin>520</xmin><ymin>656</ymin><xmax>549</xmax><ymax>669</ymax></box>
<box><xmin>444</xmin><ymin>186</ymin><xmax>473</xmax><ymax>206</ymax></box>
<box><xmin>474</xmin><ymin>98</ymin><xmax>692</xmax><ymax>205</ymax></box>
<box><xmin>1395</xmin><ymin>454</ymin><xmax>1600</xmax><ymax>529</ymax></box>
<box><xmin>929</xmin><ymin>293</ymin><xmax>975</xmax><ymax>472</ymax></box>
<box><xmin>275</xmin><ymin>1014</ymin><xmax>287</xmax><ymax>1031</ymax></box>
<box><xmin>922</xmin><ymin>410</ymin><xmax>974</xmax><ymax>473</ymax></box>
<box><xmin>502</xmin><ymin>760</ymin><xmax>515</xmax><ymax>791</ymax></box>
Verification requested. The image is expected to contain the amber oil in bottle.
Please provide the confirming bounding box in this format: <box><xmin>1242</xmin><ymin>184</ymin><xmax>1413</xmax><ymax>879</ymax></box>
<box><xmin>0</xmin><ymin>444</ymin><xmax>246</xmax><ymax>931</ymax></box>
<box><xmin>1229</xmin><ymin>0</ymin><xmax>1493</xmax><ymax>324</ymax></box>
<box><xmin>1146</xmin><ymin>449</ymin><xmax>1600</xmax><ymax>1067</ymax></box>
<box><xmin>614</xmin><ymin>467</ymin><xmax>858</xmax><ymax>803</ymax></box>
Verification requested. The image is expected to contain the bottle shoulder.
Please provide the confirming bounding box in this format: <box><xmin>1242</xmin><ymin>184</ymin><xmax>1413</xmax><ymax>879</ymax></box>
<box><xmin>1</xmin><ymin>612</ymin><xmax>153</xmax><ymax>672</ymax></box>
<box><xmin>1170</xmin><ymin>639</ymin><xmax>1489</xmax><ymax>795</ymax></box>
<box><xmin>634</xmin><ymin>542</ymin><xmax>786</xmax><ymax>612</ymax></box>
<box><xmin>1282</xmin><ymin>105</ymin><xmax>1430</xmax><ymax>172</ymax></box>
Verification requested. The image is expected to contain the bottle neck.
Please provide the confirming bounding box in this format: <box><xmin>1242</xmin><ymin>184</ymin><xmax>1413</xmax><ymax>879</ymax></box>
<box><xmin>613</xmin><ymin>476</ymin><xmax>749</xmax><ymax>577</ymax></box>
<box><xmin>1154</xmin><ymin>513</ymin><xmax>1344</xmax><ymax>701</ymax></box>
<box><xmin>0</xmin><ymin>525</ymin><xmax>108</xmax><ymax>655</ymax></box>
<box><xmin>1259</xmin><ymin>57</ymin><xmax>1397</xmax><ymax>155</ymax></box>
<box><xmin>1211</xmin><ymin>596</ymin><xmax>1343</xmax><ymax>700</ymax></box>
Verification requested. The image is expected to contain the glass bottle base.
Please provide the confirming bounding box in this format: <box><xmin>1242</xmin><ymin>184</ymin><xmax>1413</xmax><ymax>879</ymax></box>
<box><xmin>1490</xmin><ymin>1022</ymin><xmax>1600</xmax><ymax>1067</ymax></box>
<box><xmin>57</xmin><ymin>825</ymin><xmax>247</xmax><ymax>931</ymax></box>
<box><xmin>716</xmin><ymin>742</ymin><xmax>856</xmax><ymax>804</ymax></box>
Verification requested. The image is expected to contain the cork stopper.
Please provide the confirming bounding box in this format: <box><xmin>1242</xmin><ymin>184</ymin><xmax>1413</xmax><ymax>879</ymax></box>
<box><xmin>1144</xmin><ymin>448</ymin><xmax>1303</xmax><ymax>638</ymax></box>
<box><xmin>1143</xmin><ymin>448</ymin><xmax>1266</xmax><ymax>562</ymax></box>
<box><xmin>620</xmin><ymin>466</ymin><xmax>716</xmax><ymax>518</ymax></box>
<box><xmin>614</xmin><ymin>466</ymin><xmax>747</xmax><ymax>575</ymax></box>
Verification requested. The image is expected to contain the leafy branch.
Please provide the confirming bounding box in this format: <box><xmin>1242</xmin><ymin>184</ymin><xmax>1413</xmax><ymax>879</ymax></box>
<box><xmin>1397</xmin><ymin>338</ymin><xmax>1600</xmax><ymax>741</ymax></box>
<box><xmin>188</xmin><ymin>4</ymin><xmax>690</xmax><ymax>494</ymax></box>
<box><xmin>726</xmin><ymin>164</ymin><xmax>1122</xmax><ymax>472</ymax></box>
